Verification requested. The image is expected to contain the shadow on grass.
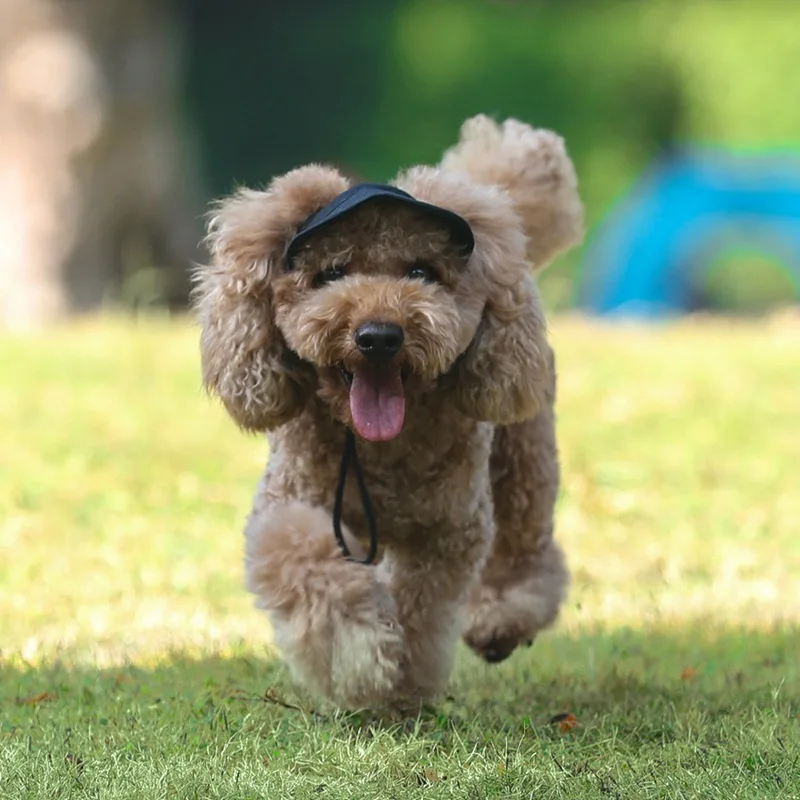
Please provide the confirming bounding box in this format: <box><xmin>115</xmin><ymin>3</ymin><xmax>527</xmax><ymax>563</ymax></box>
<box><xmin>1</xmin><ymin>626</ymin><xmax>798</xmax><ymax>800</ymax></box>
<box><xmin>2</xmin><ymin>624</ymin><xmax>798</xmax><ymax>743</ymax></box>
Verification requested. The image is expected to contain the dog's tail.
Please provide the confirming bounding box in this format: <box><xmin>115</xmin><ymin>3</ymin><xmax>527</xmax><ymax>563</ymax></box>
<box><xmin>440</xmin><ymin>115</ymin><xmax>584</xmax><ymax>270</ymax></box>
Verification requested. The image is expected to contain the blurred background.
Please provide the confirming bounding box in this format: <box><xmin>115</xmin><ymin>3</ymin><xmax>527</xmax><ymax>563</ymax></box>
<box><xmin>2</xmin><ymin>0</ymin><xmax>799</xmax><ymax>331</ymax></box>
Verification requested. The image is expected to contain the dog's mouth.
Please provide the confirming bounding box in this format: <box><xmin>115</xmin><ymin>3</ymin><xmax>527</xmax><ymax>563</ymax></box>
<box><xmin>339</xmin><ymin>363</ymin><xmax>408</xmax><ymax>443</ymax></box>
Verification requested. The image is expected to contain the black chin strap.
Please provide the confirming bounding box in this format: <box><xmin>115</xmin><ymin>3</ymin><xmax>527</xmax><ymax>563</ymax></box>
<box><xmin>332</xmin><ymin>428</ymin><xmax>379</xmax><ymax>565</ymax></box>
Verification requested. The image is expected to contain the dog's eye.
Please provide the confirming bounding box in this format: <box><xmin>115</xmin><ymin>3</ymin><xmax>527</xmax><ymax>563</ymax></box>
<box><xmin>313</xmin><ymin>265</ymin><xmax>346</xmax><ymax>287</ymax></box>
<box><xmin>406</xmin><ymin>262</ymin><xmax>438</xmax><ymax>283</ymax></box>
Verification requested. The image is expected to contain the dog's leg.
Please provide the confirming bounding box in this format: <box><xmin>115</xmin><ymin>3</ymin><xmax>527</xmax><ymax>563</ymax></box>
<box><xmin>462</xmin><ymin>391</ymin><xmax>569</xmax><ymax>663</ymax></box>
<box><xmin>244</xmin><ymin>501</ymin><xmax>405</xmax><ymax>708</ymax></box>
<box><xmin>376</xmin><ymin>504</ymin><xmax>493</xmax><ymax>706</ymax></box>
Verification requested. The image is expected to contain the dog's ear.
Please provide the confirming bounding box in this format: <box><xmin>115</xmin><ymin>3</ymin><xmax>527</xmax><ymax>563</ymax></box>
<box><xmin>194</xmin><ymin>165</ymin><xmax>349</xmax><ymax>431</ymax></box>
<box><xmin>395</xmin><ymin>167</ymin><xmax>552</xmax><ymax>424</ymax></box>
<box><xmin>451</xmin><ymin>268</ymin><xmax>552</xmax><ymax>424</ymax></box>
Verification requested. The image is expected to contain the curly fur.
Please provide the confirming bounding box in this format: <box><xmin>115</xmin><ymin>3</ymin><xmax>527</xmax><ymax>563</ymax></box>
<box><xmin>441</xmin><ymin>114</ymin><xmax>584</xmax><ymax>270</ymax></box>
<box><xmin>194</xmin><ymin>115</ymin><xmax>584</xmax><ymax>709</ymax></box>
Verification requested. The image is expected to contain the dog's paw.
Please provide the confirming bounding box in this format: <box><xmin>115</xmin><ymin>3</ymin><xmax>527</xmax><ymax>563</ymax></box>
<box><xmin>462</xmin><ymin>609</ymin><xmax>535</xmax><ymax>665</ymax></box>
<box><xmin>463</xmin><ymin>627</ymin><xmax>534</xmax><ymax>664</ymax></box>
<box><xmin>326</xmin><ymin>588</ymin><xmax>406</xmax><ymax>707</ymax></box>
<box><xmin>462</xmin><ymin>574</ymin><xmax>565</xmax><ymax>664</ymax></box>
<box><xmin>463</xmin><ymin>540</ymin><xmax>569</xmax><ymax>664</ymax></box>
<box><xmin>244</xmin><ymin>501</ymin><xmax>406</xmax><ymax>707</ymax></box>
<box><xmin>270</xmin><ymin>564</ymin><xmax>406</xmax><ymax>707</ymax></box>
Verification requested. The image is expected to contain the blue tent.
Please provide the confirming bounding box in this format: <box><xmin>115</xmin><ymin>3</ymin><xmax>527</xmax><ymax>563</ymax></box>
<box><xmin>577</xmin><ymin>149</ymin><xmax>800</xmax><ymax>317</ymax></box>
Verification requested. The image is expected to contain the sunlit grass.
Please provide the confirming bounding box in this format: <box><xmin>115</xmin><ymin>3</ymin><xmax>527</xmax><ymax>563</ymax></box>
<box><xmin>1</xmin><ymin>314</ymin><xmax>798</xmax><ymax>799</ymax></box>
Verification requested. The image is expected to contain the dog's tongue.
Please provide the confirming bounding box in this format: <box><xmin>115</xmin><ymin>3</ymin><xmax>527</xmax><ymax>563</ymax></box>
<box><xmin>349</xmin><ymin>364</ymin><xmax>405</xmax><ymax>442</ymax></box>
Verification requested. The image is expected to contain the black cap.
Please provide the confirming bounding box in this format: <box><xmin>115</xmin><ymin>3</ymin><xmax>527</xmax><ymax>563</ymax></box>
<box><xmin>285</xmin><ymin>183</ymin><xmax>475</xmax><ymax>266</ymax></box>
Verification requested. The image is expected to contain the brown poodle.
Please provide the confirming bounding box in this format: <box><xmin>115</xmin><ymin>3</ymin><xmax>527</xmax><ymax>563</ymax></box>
<box><xmin>194</xmin><ymin>115</ymin><xmax>584</xmax><ymax>709</ymax></box>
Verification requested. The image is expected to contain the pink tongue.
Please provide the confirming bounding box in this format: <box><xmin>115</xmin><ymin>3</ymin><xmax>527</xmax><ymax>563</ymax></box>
<box><xmin>349</xmin><ymin>364</ymin><xmax>406</xmax><ymax>442</ymax></box>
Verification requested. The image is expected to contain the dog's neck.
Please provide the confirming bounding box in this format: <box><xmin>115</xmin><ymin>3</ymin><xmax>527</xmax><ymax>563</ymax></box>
<box><xmin>265</xmin><ymin>385</ymin><xmax>493</xmax><ymax>550</ymax></box>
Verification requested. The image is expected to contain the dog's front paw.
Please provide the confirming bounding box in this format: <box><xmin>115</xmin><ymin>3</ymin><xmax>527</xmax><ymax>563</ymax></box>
<box><xmin>463</xmin><ymin>627</ymin><xmax>534</xmax><ymax>664</ymax></box>
<box><xmin>273</xmin><ymin>564</ymin><xmax>406</xmax><ymax>707</ymax></box>
<box><xmin>462</xmin><ymin>601</ymin><xmax>536</xmax><ymax>664</ymax></box>
<box><xmin>462</xmin><ymin>545</ymin><xmax>568</xmax><ymax>664</ymax></box>
<box><xmin>245</xmin><ymin>502</ymin><xmax>405</xmax><ymax>707</ymax></box>
<box><xmin>325</xmin><ymin>586</ymin><xmax>406</xmax><ymax>707</ymax></box>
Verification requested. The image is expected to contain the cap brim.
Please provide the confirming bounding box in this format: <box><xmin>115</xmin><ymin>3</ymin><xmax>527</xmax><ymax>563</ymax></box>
<box><xmin>285</xmin><ymin>183</ymin><xmax>475</xmax><ymax>266</ymax></box>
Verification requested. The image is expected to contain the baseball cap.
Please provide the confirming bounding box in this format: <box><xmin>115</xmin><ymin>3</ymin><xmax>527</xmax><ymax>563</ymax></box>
<box><xmin>285</xmin><ymin>182</ymin><xmax>475</xmax><ymax>266</ymax></box>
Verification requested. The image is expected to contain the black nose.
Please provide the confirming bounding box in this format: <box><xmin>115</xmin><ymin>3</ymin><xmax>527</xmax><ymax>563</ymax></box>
<box><xmin>354</xmin><ymin>322</ymin><xmax>404</xmax><ymax>361</ymax></box>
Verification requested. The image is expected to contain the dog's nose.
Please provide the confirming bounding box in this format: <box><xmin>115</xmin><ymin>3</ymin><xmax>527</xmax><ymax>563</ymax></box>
<box><xmin>354</xmin><ymin>322</ymin><xmax>404</xmax><ymax>361</ymax></box>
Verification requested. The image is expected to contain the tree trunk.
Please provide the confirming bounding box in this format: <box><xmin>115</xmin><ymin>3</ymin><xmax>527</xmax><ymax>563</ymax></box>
<box><xmin>0</xmin><ymin>0</ymin><xmax>202</xmax><ymax>331</ymax></box>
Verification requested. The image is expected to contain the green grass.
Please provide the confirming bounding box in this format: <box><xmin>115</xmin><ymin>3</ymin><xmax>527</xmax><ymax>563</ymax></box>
<box><xmin>1</xmin><ymin>314</ymin><xmax>799</xmax><ymax>799</ymax></box>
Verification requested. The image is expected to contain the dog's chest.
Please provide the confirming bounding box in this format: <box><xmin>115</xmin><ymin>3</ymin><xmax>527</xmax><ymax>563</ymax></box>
<box><xmin>264</xmin><ymin>417</ymin><xmax>493</xmax><ymax>543</ymax></box>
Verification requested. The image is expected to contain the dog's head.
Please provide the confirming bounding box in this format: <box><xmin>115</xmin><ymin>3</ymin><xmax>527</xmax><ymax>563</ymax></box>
<box><xmin>273</xmin><ymin>172</ymin><xmax>507</xmax><ymax>441</ymax></box>
<box><xmin>196</xmin><ymin>128</ymin><xmax>582</xmax><ymax>439</ymax></box>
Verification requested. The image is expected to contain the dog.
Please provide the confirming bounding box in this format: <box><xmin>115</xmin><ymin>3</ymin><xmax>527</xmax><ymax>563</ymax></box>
<box><xmin>194</xmin><ymin>115</ymin><xmax>584</xmax><ymax>708</ymax></box>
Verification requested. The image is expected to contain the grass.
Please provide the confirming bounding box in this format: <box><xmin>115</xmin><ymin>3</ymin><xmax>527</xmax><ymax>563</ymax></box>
<box><xmin>1</xmin><ymin>313</ymin><xmax>799</xmax><ymax>799</ymax></box>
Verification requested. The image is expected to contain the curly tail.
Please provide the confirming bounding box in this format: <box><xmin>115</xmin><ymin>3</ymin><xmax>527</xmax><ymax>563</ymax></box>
<box><xmin>440</xmin><ymin>115</ymin><xmax>584</xmax><ymax>270</ymax></box>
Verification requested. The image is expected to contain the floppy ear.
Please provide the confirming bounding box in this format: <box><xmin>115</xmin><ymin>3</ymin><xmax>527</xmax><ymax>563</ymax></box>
<box><xmin>450</xmin><ymin>269</ymin><xmax>552</xmax><ymax>424</ymax></box>
<box><xmin>194</xmin><ymin>165</ymin><xmax>349</xmax><ymax>432</ymax></box>
<box><xmin>395</xmin><ymin>166</ymin><xmax>552</xmax><ymax>424</ymax></box>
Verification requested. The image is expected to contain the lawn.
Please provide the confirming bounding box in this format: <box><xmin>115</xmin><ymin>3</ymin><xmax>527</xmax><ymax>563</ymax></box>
<box><xmin>1</xmin><ymin>314</ymin><xmax>799</xmax><ymax>799</ymax></box>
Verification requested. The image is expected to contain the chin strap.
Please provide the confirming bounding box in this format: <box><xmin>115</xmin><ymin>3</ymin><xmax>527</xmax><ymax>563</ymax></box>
<box><xmin>332</xmin><ymin>427</ymin><xmax>379</xmax><ymax>565</ymax></box>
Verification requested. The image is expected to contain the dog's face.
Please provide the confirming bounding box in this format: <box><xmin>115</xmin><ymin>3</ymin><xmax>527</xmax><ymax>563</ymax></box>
<box><xmin>196</xmin><ymin>163</ymin><xmax>554</xmax><ymax>437</ymax></box>
<box><xmin>273</xmin><ymin>204</ymin><xmax>484</xmax><ymax>441</ymax></box>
